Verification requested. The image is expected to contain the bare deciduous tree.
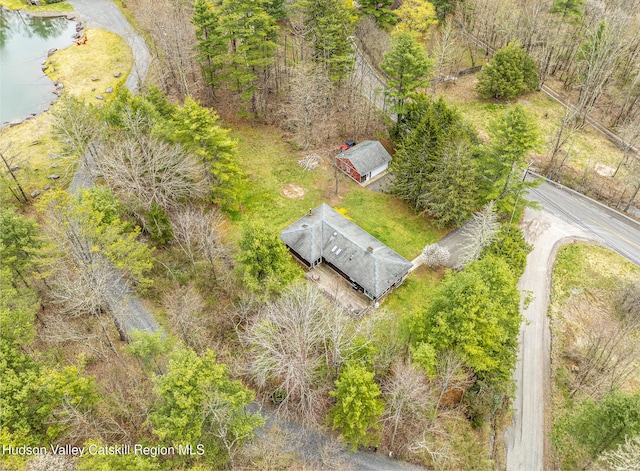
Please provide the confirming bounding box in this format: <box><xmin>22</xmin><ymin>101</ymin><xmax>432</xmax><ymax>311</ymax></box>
<box><xmin>170</xmin><ymin>205</ymin><xmax>232</xmax><ymax>282</ymax></box>
<box><xmin>245</xmin><ymin>282</ymin><xmax>358</xmax><ymax>424</ymax></box>
<box><xmin>620</xmin><ymin>279</ymin><xmax>640</xmax><ymax>321</ymax></box>
<box><xmin>574</xmin><ymin>9</ymin><xmax>632</xmax><ymax>124</ymax></box>
<box><xmin>569</xmin><ymin>307</ymin><xmax>640</xmax><ymax>399</ymax></box>
<box><xmin>284</xmin><ymin>63</ymin><xmax>332</xmax><ymax>149</ymax></box>
<box><xmin>96</xmin><ymin>134</ymin><xmax>207</xmax><ymax>212</ymax></box>
<box><xmin>546</xmin><ymin>108</ymin><xmax>583</xmax><ymax>180</ymax></box>
<box><xmin>382</xmin><ymin>361</ymin><xmax>432</xmax><ymax>454</ymax></box>
<box><xmin>26</xmin><ymin>454</ymin><xmax>75</xmax><ymax>471</ymax></box>
<box><xmin>355</xmin><ymin>16</ymin><xmax>391</xmax><ymax>67</ymax></box>
<box><xmin>595</xmin><ymin>435</ymin><xmax>640</xmax><ymax>471</ymax></box>
<box><xmin>432</xmin><ymin>19</ymin><xmax>462</xmax><ymax>93</ymax></box>
<box><xmin>456</xmin><ymin>201</ymin><xmax>500</xmax><ymax>269</ymax></box>
<box><xmin>164</xmin><ymin>283</ymin><xmax>206</xmax><ymax>351</ymax></box>
<box><xmin>52</xmin><ymin>94</ymin><xmax>103</xmax><ymax>163</ymax></box>
<box><xmin>0</xmin><ymin>144</ymin><xmax>29</xmax><ymax>203</ymax></box>
<box><xmin>125</xmin><ymin>0</ymin><xmax>199</xmax><ymax>98</ymax></box>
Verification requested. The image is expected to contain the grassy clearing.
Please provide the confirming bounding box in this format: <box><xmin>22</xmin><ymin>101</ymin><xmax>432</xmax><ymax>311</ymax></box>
<box><xmin>0</xmin><ymin>0</ymin><xmax>73</xmax><ymax>12</ymax></box>
<box><xmin>229</xmin><ymin>122</ymin><xmax>445</xmax><ymax>260</ymax></box>
<box><xmin>551</xmin><ymin>243</ymin><xmax>639</xmax><ymax>303</ymax></box>
<box><xmin>438</xmin><ymin>75</ymin><xmax>627</xmax><ymax>178</ymax></box>
<box><xmin>384</xmin><ymin>265</ymin><xmax>444</xmax><ymax>313</ymax></box>
<box><xmin>44</xmin><ymin>28</ymin><xmax>132</xmax><ymax>101</ymax></box>
<box><xmin>340</xmin><ymin>189</ymin><xmax>445</xmax><ymax>260</ymax></box>
<box><xmin>0</xmin><ymin>29</ymin><xmax>131</xmax><ymax>197</ymax></box>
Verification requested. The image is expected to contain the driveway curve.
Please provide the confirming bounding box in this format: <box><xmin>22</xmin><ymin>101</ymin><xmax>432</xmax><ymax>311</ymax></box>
<box><xmin>505</xmin><ymin>208</ymin><xmax>590</xmax><ymax>471</ymax></box>
<box><xmin>506</xmin><ymin>178</ymin><xmax>640</xmax><ymax>470</ymax></box>
<box><xmin>67</xmin><ymin>0</ymin><xmax>151</xmax><ymax>91</ymax></box>
<box><xmin>65</xmin><ymin>0</ymin><xmax>157</xmax><ymax>336</ymax></box>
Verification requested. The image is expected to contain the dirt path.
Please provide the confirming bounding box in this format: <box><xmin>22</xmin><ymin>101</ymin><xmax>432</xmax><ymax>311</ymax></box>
<box><xmin>505</xmin><ymin>208</ymin><xmax>590</xmax><ymax>470</ymax></box>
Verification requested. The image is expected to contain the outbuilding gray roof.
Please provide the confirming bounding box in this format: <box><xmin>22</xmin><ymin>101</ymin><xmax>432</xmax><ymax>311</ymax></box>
<box><xmin>340</xmin><ymin>140</ymin><xmax>391</xmax><ymax>175</ymax></box>
<box><xmin>280</xmin><ymin>204</ymin><xmax>412</xmax><ymax>299</ymax></box>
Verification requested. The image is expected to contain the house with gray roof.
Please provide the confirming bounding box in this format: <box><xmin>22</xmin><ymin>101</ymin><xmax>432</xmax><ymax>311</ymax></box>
<box><xmin>335</xmin><ymin>140</ymin><xmax>392</xmax><ymax>184</ymax></box>
<box><xmin>280</xmin><ymin>203</ymin><xmax>412</xmax><ymax>301</ymax></box>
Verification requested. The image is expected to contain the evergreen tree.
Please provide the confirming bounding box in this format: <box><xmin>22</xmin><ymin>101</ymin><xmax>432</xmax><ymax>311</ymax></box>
<box><xmin>328</xmin><ymin>363</ymin><xmax>384</xmax><ymax>451</ymax></box>
<box><xmin>418</xmin><ymin>140</ymin><xmax>478</xmax><ymax>227</ymax></box>
<box><xmin>219</xmin><ymin>0</ymin><xmax>278</xmax><ymax>107</ymax></box>
<box><xmin>237</xmin><ymin>222</ymin><xmax>299</xmax><ymax>296</ymax></box>
<box><xmin>481</xmin><ymin>104</ymin><xmax>539</xmax><ymax>211</ymax></box>
<box><xmin>550</xmin><ymin>0</ymin><xmax>585</xmax><ymax>22</ymax></box>
<box><xmin>168</xmin><ymin>97</ymin><xmax>242</xmax><ymax>210</ymax></box>
<box><xmin>381</xmin><ymin>30</ymin><xmax>433</xmax><ymax>121</ymax></box>
<box><xmin>485</xmin><ymin>224</ymin><xmax>532</xmax><ymax>278</ymax></box>
<box><xmin>410</xmin><ymin>255</ymin><xmax>522</xmax><ymax>385</ymax></box>
<box><xmin>357</xmin><ymin>0</ymin><xmax>398</xmax><ymax>27</ymax></box>
<box><xmin>301</xmin><ymin>0</ymin><xmax>355</xmax><ymax>81</ymax></box>
<box><xmin>391</xmin><ymin>95</ymin><xmax>480</xmax><ymax>225</ymax></box>
<box><xmin>476</xmin><ymin>42</ymin><xmax>539</xmax><ymax>99</ymax></box>
<box><xmin>192</xmin><ymin>0</ymin><xmax>227</xmax><ymax>93</ymax></box>
<box><xmin>150</xmin><ymin>347</ymin><xmax>263</xmax><ymax>468</ymax></box>
<box><xmin>430</xmin><ymin>0</ymin><xmax>456</xmax><ymax>19</ymax></box>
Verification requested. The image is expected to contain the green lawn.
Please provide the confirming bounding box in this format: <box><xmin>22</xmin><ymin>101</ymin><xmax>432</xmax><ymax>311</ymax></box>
<box><xmin>439</xmin><ymin>75</ymin><xmax>625</xmax><ymax>176</ymax></box>
<box><xmin>551</xmin><ymin>243</ymin><xmax>640</xmax><ymax>303</ymax></box>
<box><xmin>340</xmin><ymin>189</ymin><xmax>445</xmax><ymax>260</ymax></box>
<box><xmin>229</xmin><ymin>123</ymin><xmax>446</xmax><ymax>260</ymax></box>
<box><xmin>384</xmin><ymin>265</ymin><xmax>443</xmax><ymax>313</ymax></box>
<box><xmin>0</xmin><ymin>0</ymin><xmax>73</xmax><ymax>12</ymax></box>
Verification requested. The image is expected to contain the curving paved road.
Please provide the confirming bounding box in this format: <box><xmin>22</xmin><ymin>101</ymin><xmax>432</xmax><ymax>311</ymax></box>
<box><xmin>66</xmin><ymin>0</ymin><xmax>157</xmax><ymax>336</ymax></box>
<box><xmin>67</xmin><ymin>0</ymin><xmax>151</xmax><ymax>91</ymax></box>
<box><xmin>505</xmin><ymin>177</ymin><xmax>640</xmax><ymax>470</ymax></box>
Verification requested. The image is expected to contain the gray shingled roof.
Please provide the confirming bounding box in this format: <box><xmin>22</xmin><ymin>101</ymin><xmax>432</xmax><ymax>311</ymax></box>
<box><xmin>340</xmin><ymin>140</ymin><xmax>391</xmax><ymax>175</ymax></box>
<box><xmin>280</xmin><ymin>204</ymin><xmax>412</xmax><ymax>299</ymax></box>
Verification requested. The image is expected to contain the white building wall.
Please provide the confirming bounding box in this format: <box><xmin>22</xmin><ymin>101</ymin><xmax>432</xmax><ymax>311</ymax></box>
<box><xmin>369</xmin><ymin>162</ymin><xmax>389</xmax><ymax>179</ymax></box>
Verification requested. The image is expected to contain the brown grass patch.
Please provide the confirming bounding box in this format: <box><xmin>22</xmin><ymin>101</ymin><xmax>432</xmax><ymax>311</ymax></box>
<box><xmin>280</xmin><ymin>183</ymin><xmax>306</xmax><ymax>199</ymax></box>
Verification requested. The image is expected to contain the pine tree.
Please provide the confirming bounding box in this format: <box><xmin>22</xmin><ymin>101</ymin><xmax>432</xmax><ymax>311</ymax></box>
<box><xmin>483</xmin><ymin>104</ymin><xmax>539</xmax><ymax>198</ymax></box>
<box><xmin>192</xmin><ymin>0</ymin><xmax>227</xmax><ymax>93</ymax></box>
<box><xmin>300</xmin><ymin>0</ymin><xmax>355</xmax><ymax>81</ymax></box>
<box><xmin>328</xmin><ymin>363</ymin><xmax>384</xmax><ymax>451</ymax></box>
<box><xmin>381</xmin><ymin>30</ymin><xmax>433</xmax><ymax>121</ymax></box>
<box><xmin>550</xmin><ymin>0</ymin><xmax>585</xmax><ymax>22</ymax></box>
<box><xmin>476</xmin><ymin>42</ymin><xmax>539</xmax><ymax>99</ymax></box>
<box><xmin>169</xmin><ymin>97</ymin><xmax>242</xmax><ymax>210</ymax></box>
<box><xmin>219</xmin><ymin>0</ymin><xmax>278</xmax><ymax>107</ymax></box>
<box><xmin>391</xmin><ymin>95</ymin><xmax>480</xmax><ymax>225</ymax></box>
<box><xmin>419</xmin><ymin>140</ymin><xmax>479</xmax><ymax>227</ymax></box>
<box><xmin>357</xmin><ymin>0</ymin><xmax>398</xmax><ymax>27</ymax></box>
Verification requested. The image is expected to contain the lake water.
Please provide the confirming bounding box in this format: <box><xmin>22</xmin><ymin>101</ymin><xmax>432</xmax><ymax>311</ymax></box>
<box><xmin>0</xmin><ymin>8</ymin><xmax>76</xmax><ymax>125</ymax></box>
